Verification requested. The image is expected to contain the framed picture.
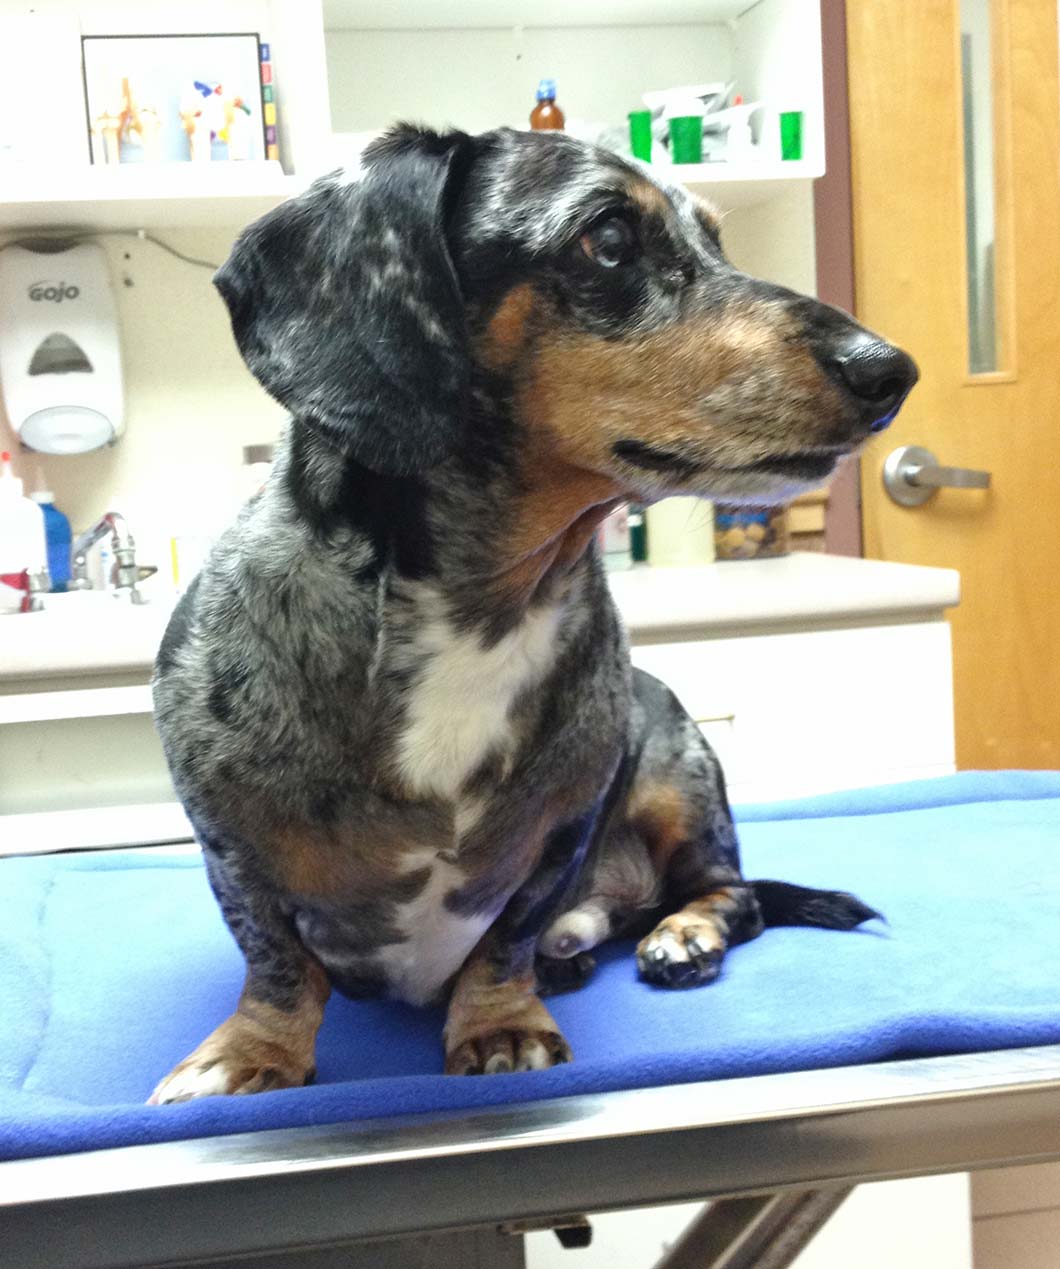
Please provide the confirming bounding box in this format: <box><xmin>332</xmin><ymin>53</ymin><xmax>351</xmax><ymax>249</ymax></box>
<box><xmin>81</xmin><ymin>33</ymin><xmax>269</xmax><ymax>166</ymax></box>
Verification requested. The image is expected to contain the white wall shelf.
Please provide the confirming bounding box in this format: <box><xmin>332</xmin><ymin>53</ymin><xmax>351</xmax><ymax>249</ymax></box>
<box><xmin>0</xmin><ymin>162</ymin><xmax>302</xmax><ymax>231</ymax></box>
<box><xmin>323</xmin><ymin>0</ymin><xmax>751</xmax><ymax>28</ymax></box>
<box><xmin>0</xmin><ymin>156</ymin><xmax>822</xmax><ymax>235</ymax></box>
<box><xmin>666</xmin><ymin>159</ymin><xmax>822</xmax><ymax>210</ymax></box>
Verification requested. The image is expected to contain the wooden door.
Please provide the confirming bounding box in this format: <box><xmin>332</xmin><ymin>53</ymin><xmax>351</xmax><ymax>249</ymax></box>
<box><xmin>848</xmin><ymin>0</ymin><xmax>1060</xmax><ymax>769</ymax></box>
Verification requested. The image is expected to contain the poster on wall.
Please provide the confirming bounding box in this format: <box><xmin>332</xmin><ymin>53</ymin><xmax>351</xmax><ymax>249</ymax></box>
<box><xmin>81</xmin><ymin>33</ymin><xmax>269</xmax><ymax>166</ymax></box>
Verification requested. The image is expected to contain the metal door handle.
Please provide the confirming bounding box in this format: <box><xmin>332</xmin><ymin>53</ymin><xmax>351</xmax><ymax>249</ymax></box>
<box><xmin>883</xmin><ymin>445</ymin><xmax>992</xmax><ymax>506</ymax></box>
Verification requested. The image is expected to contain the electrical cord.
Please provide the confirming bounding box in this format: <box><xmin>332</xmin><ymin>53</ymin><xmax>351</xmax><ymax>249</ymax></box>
<box><xmin>108</xmin><ymin>230</ymin><xmax>219</xmax><ymax>271</ymax></box>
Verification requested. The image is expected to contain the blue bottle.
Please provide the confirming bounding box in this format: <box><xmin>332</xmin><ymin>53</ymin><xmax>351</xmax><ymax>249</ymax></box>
<box><xmin>31</xmin><ymin>489</ymin><xmax>71</xmax><ymax>591</ymax></box>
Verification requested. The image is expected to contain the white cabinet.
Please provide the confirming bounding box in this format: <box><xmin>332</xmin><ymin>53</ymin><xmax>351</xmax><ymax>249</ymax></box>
<box><xmin>3</xmin><ymin>0</ymin><xmax>824</xmax><ymax>237</ymax></box>
<box><xmin>1</xmin><ymin>0</ymin><xmax>331</xmax><ymax>230</ymax></box>
<box><xmin>632</xmin><ymin>621</ymin><xmax>955</xmax><ymax>804</ymax></box>
<box><xmin>614</xmin><ymin>553</ymin><xmax>959</xmax><ymax>803</ymax></box>
<box><xmin>323</xmin><ymin>0</ymin><xmax>825</xmax><ymax>217</ymax></box>
<box><xmin>0</xmin><ymin>553</ymin><xmax>959</xmax><ymax>827</ymax></box>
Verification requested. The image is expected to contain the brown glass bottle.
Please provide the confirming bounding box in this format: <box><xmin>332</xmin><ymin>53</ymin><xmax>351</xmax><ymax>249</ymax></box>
<box><xmin>530</xmin><ymin>78</ymin><xmax>565</xmax><ymax>130</ymax></box>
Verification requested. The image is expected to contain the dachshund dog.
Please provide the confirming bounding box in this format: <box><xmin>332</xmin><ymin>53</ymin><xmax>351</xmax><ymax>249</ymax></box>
<box><xmin>149</xmin><ymin>125</ymin><xmax>916</xmax><ymax>1100</ymax></box>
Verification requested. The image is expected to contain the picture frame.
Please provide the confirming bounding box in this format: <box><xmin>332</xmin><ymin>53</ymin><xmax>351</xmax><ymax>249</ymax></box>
<box><xmin>81</xmin><ymin>33</ymin><xmax>270</xmax><ymax>167</ymax></box>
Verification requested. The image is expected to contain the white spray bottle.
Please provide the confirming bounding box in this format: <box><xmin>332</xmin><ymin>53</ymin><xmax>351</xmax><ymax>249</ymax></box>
<box><xmin>0</xmin><ymin>451</ymin><xmax>49</xmax><ymax>612</ymax></box>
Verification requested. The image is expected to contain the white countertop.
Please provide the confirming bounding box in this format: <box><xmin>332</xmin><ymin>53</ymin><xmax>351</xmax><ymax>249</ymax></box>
<box><xmin>607</xmin><ymin>552</ymin><xmax>960</xmax><ymax>638</ymax></box>
<box><xmin>0</xmin><ymin>554</ymin><xmax>960</xmax><ymax>684</ymax></box>
<box><xmin>0</xmin><ymin>802</ymin><xmax>195</xmax><ymax>855</ymax></box>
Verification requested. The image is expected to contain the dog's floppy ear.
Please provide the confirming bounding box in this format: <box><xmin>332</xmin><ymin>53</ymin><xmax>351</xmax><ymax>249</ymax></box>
<box><xmin>214</xmin><ymin>126</ymin><xmax>473</xmax><ymax>475</ymax></box>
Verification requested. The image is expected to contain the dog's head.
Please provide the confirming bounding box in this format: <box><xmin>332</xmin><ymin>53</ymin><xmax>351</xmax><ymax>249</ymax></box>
<box><xmin>216</xmin><ymin>125</ymin><xmax>916</xmax><ymax>503</ymax></box>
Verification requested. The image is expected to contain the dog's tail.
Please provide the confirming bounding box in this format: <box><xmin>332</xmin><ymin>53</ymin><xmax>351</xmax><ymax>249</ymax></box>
<box><xmin>751</xmin><ymin>880</ymin><xmax>882</xmax><ymax>931</ymax></box>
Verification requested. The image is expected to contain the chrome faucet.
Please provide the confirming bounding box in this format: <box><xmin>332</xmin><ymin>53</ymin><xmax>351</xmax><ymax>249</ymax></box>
<box><xmin>70</xmin><ymin>511</ymin><xmax>152</xmax><ymax>604</ymax></box>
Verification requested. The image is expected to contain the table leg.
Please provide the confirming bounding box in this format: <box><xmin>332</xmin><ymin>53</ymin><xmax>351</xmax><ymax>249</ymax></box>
<box><xmin>651</xmin><ymin>1187</ymin><xmax>854</xmax><ymax>1269</ymax></box>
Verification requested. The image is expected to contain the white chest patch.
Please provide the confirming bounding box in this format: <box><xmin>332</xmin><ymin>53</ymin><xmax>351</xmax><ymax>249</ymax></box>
<box><xmin>394</xmin><ymin>593</ymin><xmax>562</xmax><ymax>801</ymax></box>
<box><xmin>378</xmin><ymin>855</ymin><xmax>496</xmax><ymax>1005</ymax></box>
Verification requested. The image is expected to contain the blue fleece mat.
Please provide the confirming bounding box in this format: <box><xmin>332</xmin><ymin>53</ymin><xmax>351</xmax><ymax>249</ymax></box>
<box><xmin>3</xmin><ymin>771</ymin><xmax>1060</xmax><ymax>1162</ymax></box>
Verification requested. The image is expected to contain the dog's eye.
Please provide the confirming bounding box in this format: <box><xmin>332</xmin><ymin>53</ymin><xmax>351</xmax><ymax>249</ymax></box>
<box><xmin>580</xmin><ymin>217</ymin><xmax>638</xmax><ymax>269</ymax></box>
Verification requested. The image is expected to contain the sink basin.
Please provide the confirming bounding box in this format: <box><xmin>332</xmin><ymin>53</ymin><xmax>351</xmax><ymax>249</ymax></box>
<box><xmin>2</xmin><ymin>587</ymin><xmax>177</xmax><ymax>680</ymax></box>
<box><xmin>40</xmin><ymin>588</ymin><xmax>157</xmax><ymax>613</ymax></box>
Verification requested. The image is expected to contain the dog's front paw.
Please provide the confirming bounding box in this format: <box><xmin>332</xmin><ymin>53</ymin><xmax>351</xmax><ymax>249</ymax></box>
<box><xmin>445</xmin><ymin>1026</ymin><xmax>571</xmax><ymax>1075</ymax></box>
<box><xmin>637</xmin><ymin>917</ymin><xmax>725</xmax><ymax>989</ymax></box>
<box><xmin>148</xmin><ymin>1012</ymin><xmax>316</xmax><ymax>1104</ymax></box>
<box><xmin>444</xmin><ymin>979</ymin><xmax>571</xmax><ymax>1075</ymax></box>
<box><xmin>149</xmin><ymin>1054</ymin><xmax>312</xmax><ymax>1105</ymax></box>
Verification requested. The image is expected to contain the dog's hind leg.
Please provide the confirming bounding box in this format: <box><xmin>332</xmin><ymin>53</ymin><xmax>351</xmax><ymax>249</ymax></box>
<box><xmin>148</xmin><ymin>838</ymin><xmax>330</xmax><ymax>1104</ymax></box>
<box><xmin>536</xmin><ymin>821</ymin><xmax>661</xmax><ymax>993</ymax></box>
<box><xmin>629</xmin><ymin>670</ymin><xmax>877</xmax><ymax>987</ymax></box>
<box><xmin>538</xmin><ymin>670</ymin><xmax>759</xmax><ymax>989</ymax></box>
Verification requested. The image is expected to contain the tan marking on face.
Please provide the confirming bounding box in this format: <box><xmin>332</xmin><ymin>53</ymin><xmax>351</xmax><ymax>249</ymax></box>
<box><xmin>517</xmin><ymin>306</ymin><xmax>838</xmax><ymax>484</ymax></box>
<box><xmin>476</xmin><ymin>282</ymin><xmax>540</xmax><ymax>371</ymax></box>
<box><xmin>468</xmin><ymin>284</ymin><xmax>624</xmax><ymax>607</ymax></box>
<box><xmin>493</xmin><ymin>468</ymin><xmax>621</xmax><ymax>610</ymax></box>
<box><xmin>627</xmin><ymin>176</ymin><xmax>672</xmax><ymax>220</ymax></box>
<box><xmin>691</xmin><ymin>193</ymin><xmax>723</xmax><ymax>240</ymax></box>
<box><xmin>628</xmin><ymin>780</ymin><xmax>693</xmax><ymax>872</ymax></box>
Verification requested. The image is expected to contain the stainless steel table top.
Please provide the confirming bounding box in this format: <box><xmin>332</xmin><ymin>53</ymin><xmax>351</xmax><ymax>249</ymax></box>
<box><xmin>3</xmin><ymin>1044</ymin><xmax>1060</xmax><ymax>1268</ymax></box>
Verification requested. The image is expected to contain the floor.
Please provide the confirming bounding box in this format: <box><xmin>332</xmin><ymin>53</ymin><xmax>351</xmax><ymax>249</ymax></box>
<box><xmin>972</xmin><ymin>1162</ymin><xmax>1060</xmax><ymax>1268</ymax></box>
<box><xmin>525</xmin><ymin>1175</ymin><xmax>973</xmax><ymax>1269</ymax></box>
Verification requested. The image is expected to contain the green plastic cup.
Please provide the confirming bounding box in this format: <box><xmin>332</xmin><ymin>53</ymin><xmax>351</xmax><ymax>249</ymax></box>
<box><xmin>628</xmin><ymin>109</ymin><xmax>653</xmax><ymax>162</ymax></box>
<box><xmin>780</xmin><ymin>110</ymin><xmax>803</xmax><ymax>161</ymax></box>
<box><xmin>668</xmin><ymin>115</ymin><xmax>703</xmax><ymax>164</ymax></box>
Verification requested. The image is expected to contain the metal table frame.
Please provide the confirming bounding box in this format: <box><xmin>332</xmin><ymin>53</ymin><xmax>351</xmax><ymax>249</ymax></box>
<box><xmin>3</xmin><ymin>1044</ymin><xmax>1060</xmax><ymax>1267</ymax></box>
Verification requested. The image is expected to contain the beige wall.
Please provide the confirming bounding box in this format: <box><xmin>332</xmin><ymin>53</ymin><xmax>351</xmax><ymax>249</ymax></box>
<box><xmin>0</xmin><ymin>229</ymin><xmax>285</xmax><ymax>573</ymax></box>
<box><xmin>326</xmin><ymin>24</ymin><xmax>732</xmax><ymax>136</ymax></box>
<box><xmin>722</xmin><ymin>181</ymin><xmax>818</xmax><ymax>296</ymax></box>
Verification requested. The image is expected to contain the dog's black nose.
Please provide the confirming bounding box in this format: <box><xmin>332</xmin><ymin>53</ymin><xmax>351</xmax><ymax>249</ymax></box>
<box><xmin>830</xmin><ymin>338</ymin><xmax>919</xmax><ymax>432</ymax></box>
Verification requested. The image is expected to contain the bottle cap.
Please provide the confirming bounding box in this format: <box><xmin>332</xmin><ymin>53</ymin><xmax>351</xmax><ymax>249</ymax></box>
<box><xmin>31</xmin><ymin>490</ymin><xmax>56</xmax><ymax>504</ymax></box>
<box><xmin>0</xmin><ymin>451</ymin><xmax>22</xmax><ymax>497</ymax></box>
<box><xmin>536</xmin><ymin>78</ymin><xmax>557</xmax><ymax>102</ymax></box>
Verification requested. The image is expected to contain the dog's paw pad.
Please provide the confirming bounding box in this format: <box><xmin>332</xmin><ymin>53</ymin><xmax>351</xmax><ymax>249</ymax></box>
<box><xmin>637</xmin><ymin>925</ymin><xmax>725</xmax><ymax>989</ymax></box>
<box><xmin>446</xmin><ymin>1028</ymin><xmax>571</xmax><ymax>1076</ymax></box>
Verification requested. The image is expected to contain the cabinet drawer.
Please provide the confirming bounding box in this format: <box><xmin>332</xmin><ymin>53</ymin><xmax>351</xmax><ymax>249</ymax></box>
<box><xmin>630</xmin><ymin>620</ymin><xmax>955</xmax><ymax>802</ymax></box>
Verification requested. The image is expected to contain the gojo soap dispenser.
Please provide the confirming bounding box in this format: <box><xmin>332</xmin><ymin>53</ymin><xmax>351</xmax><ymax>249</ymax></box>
<box><xmin>0</xmin><ymin>240</ymin><xmax>125</xmax><ymax>454</ymax></box>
